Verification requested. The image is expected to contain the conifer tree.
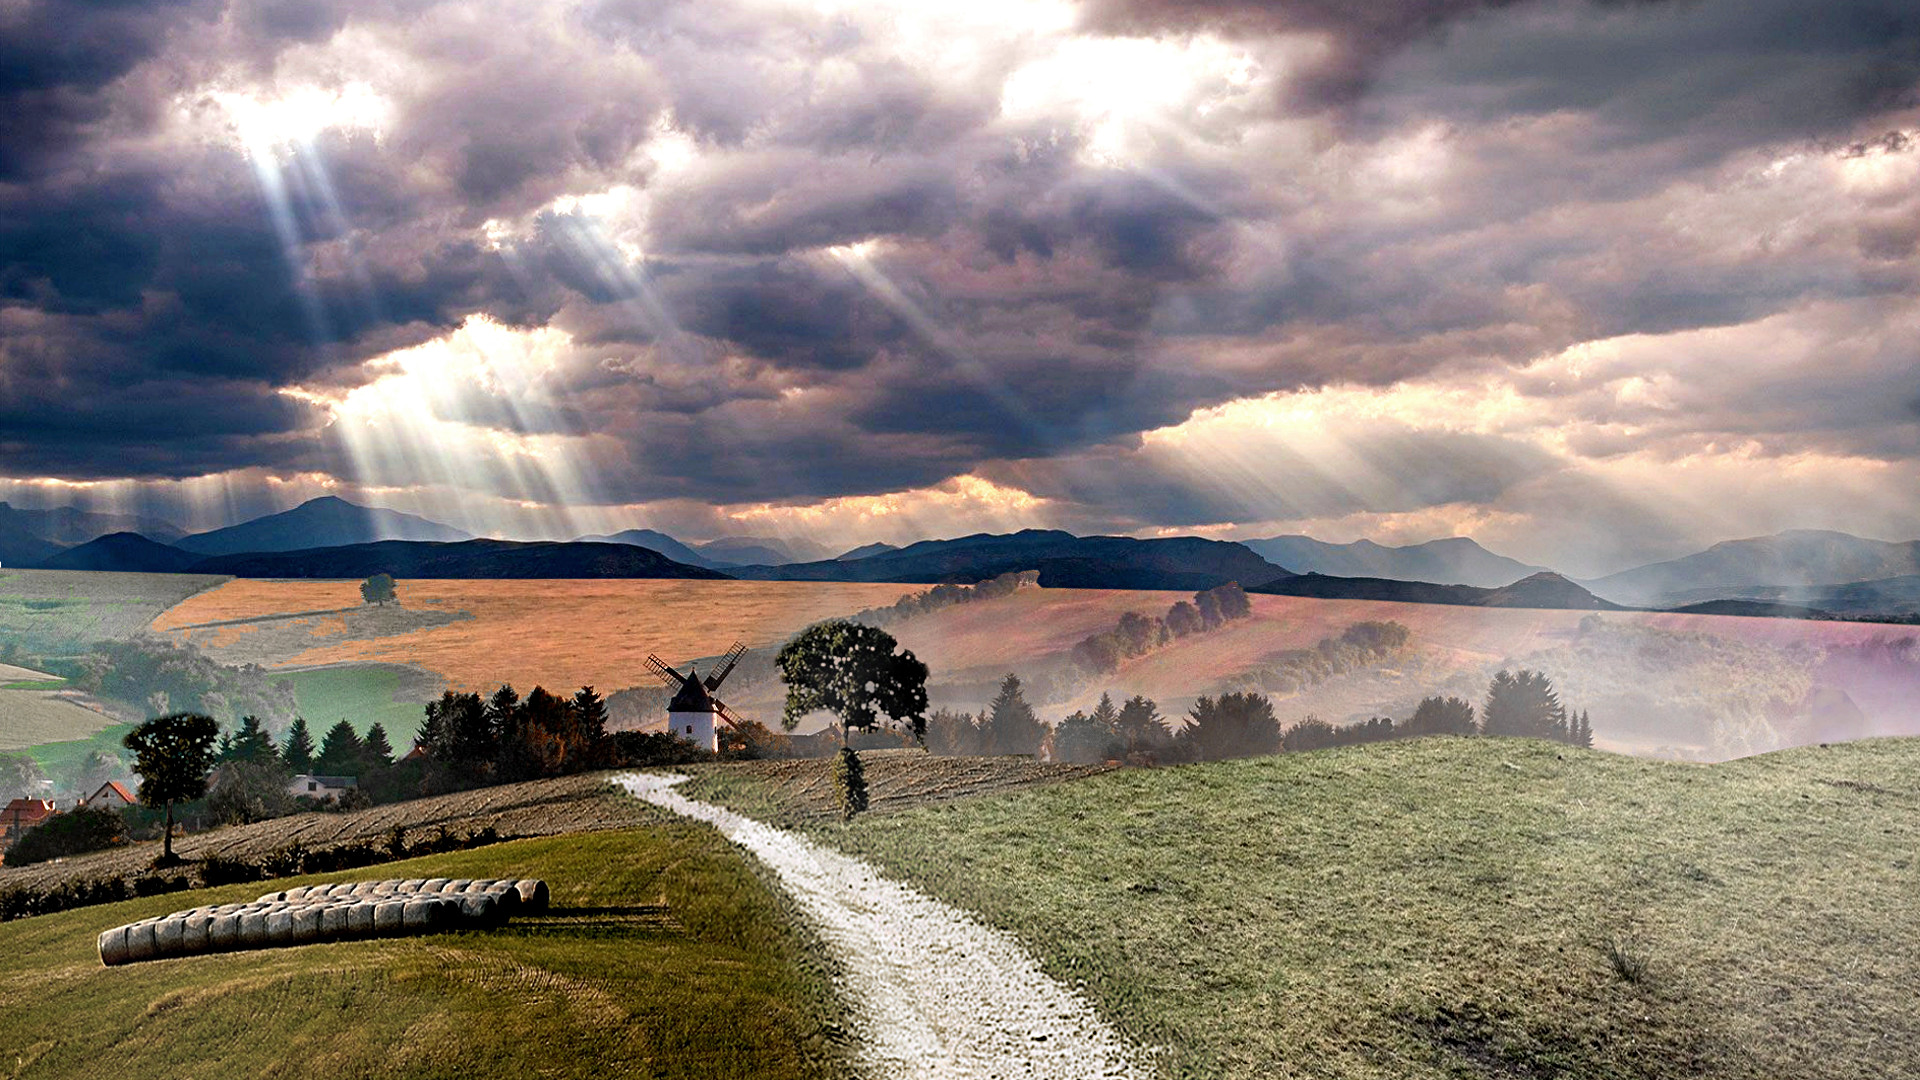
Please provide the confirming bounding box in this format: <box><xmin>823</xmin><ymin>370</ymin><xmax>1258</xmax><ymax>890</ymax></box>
<box><xmin>227</xmin><ymin>715</ymin><xmax>280</xmax><ymax>763</ymax></box>
<box><xmin>363</xmin><ymin>723</ymin><xmax>395</xmax><ymax>767</ymax></box>
<box><xmin>981</xmin><ymin>674</ymin><xmax>1045</xmax><ymax>756</ymax></box>
<box><xmin>281</xmin><ymin>717</ymin><xmax>316</xmax><ymax>773</ymax></box>
<box><xmin>315</xmin><ymin>720</ymin><xmax>365</xmax><ymax>775</ymax></box>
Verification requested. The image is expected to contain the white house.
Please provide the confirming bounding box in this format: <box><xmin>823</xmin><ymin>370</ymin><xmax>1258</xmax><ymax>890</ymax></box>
<box><xmin>288</xmin><ymin>774</ymin><xmax>359</xmax><ymax>802</ymax></box>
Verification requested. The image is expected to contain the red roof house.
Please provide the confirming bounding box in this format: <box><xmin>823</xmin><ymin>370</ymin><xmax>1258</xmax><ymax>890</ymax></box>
<box><xmin>84</xmin><ymin>781</ymin><xmax>137</xmax><ymax>810</ymax></box>
<box><xmin>0</xmin><ymin>798</ymin><xmax>56</xmax><ymax>842</ymax></box>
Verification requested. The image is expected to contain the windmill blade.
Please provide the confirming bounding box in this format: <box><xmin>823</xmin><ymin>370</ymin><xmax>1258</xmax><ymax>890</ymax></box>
<box><xmin>704</xmin><ymin>641</ymin><xmax>747</xmax><ymax>691</ymax></box>
<box><xmin>645</xmin><ymin>655</ymin><xmax>686</xmax><ymax>688</ymax></box>
<box><xmin>713</xmin><ymin>700</ymin><xmax>747</xmax><ymax>731</ymax></box>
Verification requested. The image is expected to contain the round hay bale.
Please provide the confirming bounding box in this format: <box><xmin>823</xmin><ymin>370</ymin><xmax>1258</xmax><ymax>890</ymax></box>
<box><xmin>422</xmin><ymin>878</ymin><xmax>449</xmax><ymax>893</ymax></box>
<box><xmin>125</xmin><ymin>921</ymin><xmax>157</xmax><ymax>963</ymax></box>
<box><xmin>98</xmin><ymin>925</ymin><xmax>130</xmax><ymax>967</ymax></box>
<box><xmin>445</xmin><ymin>879</ymin><xmax>471</xmax><ymax>893</ymax></box>
<box><xmin>373</xmin><ymin>901</ymin><xmax>405</xmax><ymax>936</ymax></box>
<box><xmin>291</xmin><ymin>906</ymin><xmax>322</xmax><ymax>945</ymax></box>
<box><xmin>319</xmin><ymin>905</ymin><xmax>349</xmax><ymax>939</ymax></box>
<box><xmin>456</xmin><ymin>892</ymin><xmax>500</xmax><ymax>927</ymax></box>
<box><xmin>182</xmin><ymin>914</ymin><xmax>213</xmax><ymax>954</ymax></box>
<box><xmin>153</xmin><ymin>917</ymin><xmax>186</xmax><ymax>957</ymax></box>
<box><xmin>462</xmin><ymin>879</ymin><xmax>495</xmax><ymax>893</ymax></box>
<box><xmin>400</xmin><ymin>900</ymin><xmax>433</xmax><ymax>931</ymax></box>
<box><xmin>265</xmin><ymin>908</ymin><xmax>295</xmax><ymax>945</ymax></box>
<box><xmin>351</xmin><ymin>882</ymin><xmax>379</xmax><ymax>896</ymax></box>
<box><xmin>257</xmin><ymin>890</ymin><xmax>287</xmax><ymax>903</ymax></box>
<box><xmin>238</xmin><ymin>910</ymin><xmax>269</xmax><ymax>949</ymax></box>
<box><xmin>400</xmin><ymin>878</ymin><xmax>427</xmax><ymax>892</ymax></box>
<box><xmin>210</xmin><ymin>913</ymin><xmax>240</xmax><ymax>951</ymax></box>
<box><xmin>346</xmin><ymin>901</ymin><xmax>376</xmax><ymax>937</ymax></box>
<box><xmin>511</xmin><ymin>879</ymin><xmax>549</xmax><ymax>912</ymax></box>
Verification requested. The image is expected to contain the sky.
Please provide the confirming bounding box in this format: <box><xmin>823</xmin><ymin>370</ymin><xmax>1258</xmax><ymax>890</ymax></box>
<box><xmin>1</xmin><ymin>0</ymin><xmax>1916</xmax><ymax>576</ymax></box>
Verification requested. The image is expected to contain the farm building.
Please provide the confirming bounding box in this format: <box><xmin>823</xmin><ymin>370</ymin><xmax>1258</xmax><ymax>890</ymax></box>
<box><xmin>0</xmin><ymin>798</ymin><xmax>56</xmax><ymax>842</ymax></box>
<box><xmin>666</xmin><ymin>666</ymin><xmax>719</xmax><ymax>752</ymax></box>
<box><xmin>83</xmin><ymin>781</ymin><xmax>137</xmax><ymax>810</ymax></box>
<box><xmin>288</xmin><ymin>775</ymin><xmax>359</xmax><ymax>802</ymax></box>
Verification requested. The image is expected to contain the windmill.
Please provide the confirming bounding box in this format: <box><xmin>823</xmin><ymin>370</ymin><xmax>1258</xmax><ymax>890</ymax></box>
<box><xmin>646</xmin><ymin>641</ymin><xmax>747</xmax><ymax>751</ymax></box>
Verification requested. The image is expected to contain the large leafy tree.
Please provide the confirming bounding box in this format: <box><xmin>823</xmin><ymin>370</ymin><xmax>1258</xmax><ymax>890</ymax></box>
<box><xmin>123</xmin><ymin>712</ymin><xmax>219</xmax><ymax>862</ymax></box>
<box><xmin>777</xmin><ymin>621</ymin><xmax>929</xmax><ymax>743</ymax></box>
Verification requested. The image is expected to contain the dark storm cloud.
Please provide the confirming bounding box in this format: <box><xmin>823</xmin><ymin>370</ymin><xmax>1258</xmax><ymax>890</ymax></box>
<box><xmin>1</xmin><ymin>0</ymin><xmax>1917</xmax><ymax>547</ymax></box>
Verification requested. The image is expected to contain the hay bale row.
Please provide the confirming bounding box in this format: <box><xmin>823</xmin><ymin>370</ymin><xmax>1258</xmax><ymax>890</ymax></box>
<box><xmin>260</xmin><ymin>876</ymin><xmax>549</xmax><ymax>913</ymax></box>
<box><xmin>96</xmin><ymin>884</ymin><xmax>539</xmax><ymax>967</ymax></box>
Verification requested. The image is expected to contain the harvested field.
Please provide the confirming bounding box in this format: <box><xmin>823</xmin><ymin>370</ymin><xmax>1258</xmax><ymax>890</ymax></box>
<box><xmin>0</xmin><ymin>662</ymin><xmax>57</xmax><ymax>682</ymax></box>
<box><xmin>0</xmin><ymin>828</ymin><xmax>846</xmax><ymax>1079</ymax></box>
<box><xmin>0</xmin><ymin>774</ymin><xmax>654</xmax><ymax>898</ymax></box>
<box><xmin>0</xmin><ymin>689</ymin><xmax>127</xmax><ymax>750</ymax></box>
<box><xmin>153</xmin><ymin>578</ymin><xmax>922</xmax><ymax>692</ymax></box>
<box><xmin>0</xmin><ymin>569</ymin><xmax>227</xmax><ymax>648</ymax></box>
<box><xmin>678</xmin><ymin>749</ymin><xmax>1112</xmax><ymax>827</ymax></box>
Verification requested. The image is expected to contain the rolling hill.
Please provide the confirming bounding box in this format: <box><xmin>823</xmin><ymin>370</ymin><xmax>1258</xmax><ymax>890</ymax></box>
<box><xmin>575</xmin><ymin>527</ymin><xmax>717</xmax><ymax>568</ymax></box>
<box><xmin>175</xmin><ymin>496</ymin><xmax>472</xmax><ymax>556</ymax></box>
<box><xmin>186</xmin><ymin>538</ymin><xmax>730</xmax><ymax>579</ymax></box>
<box><xmin>34</xmin><ymin>532</ymin><xmax>202</xmax><ymax>573</ymax></box>
<box><xmin>1250</xmin><ymin>571</ymin><xmax>1620</xmax><ymax>610</ymax></box>
<box><xmin>1241</xmin><ymin>535</ymin><xmax>1548</xmax><ymax>588</ymax></box>
<box><xmin>0</xmin><ymin>501</ymin><xmax>185</xmax><ymax>548</ymax></box>
<box><xmin>695</xmin><ymin>536</ymin><xmax>832</xmax><ymax>566</ymax></box>
<box><xmin>737</xmin><ymin>529</ymin><xmax>1289</xmax><ymax>590</ymax></box>
<box><xmin>1587</xmin><ymin>530</ymin><xmax>1920</xmax><ymax>606</ymax></box>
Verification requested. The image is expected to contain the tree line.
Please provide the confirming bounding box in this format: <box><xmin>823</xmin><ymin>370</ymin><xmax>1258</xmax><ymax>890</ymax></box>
<box><xmin>1071</xmin><ymin>583</ymin><xmax>1254</xmax><ymax>673</ymax></box>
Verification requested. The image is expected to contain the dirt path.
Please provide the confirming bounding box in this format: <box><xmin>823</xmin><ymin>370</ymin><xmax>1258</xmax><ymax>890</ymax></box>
<box><xmin>616</xmin><ymin>772</ymin><xmax>1151</xmax><ymax>1080</ymax></box>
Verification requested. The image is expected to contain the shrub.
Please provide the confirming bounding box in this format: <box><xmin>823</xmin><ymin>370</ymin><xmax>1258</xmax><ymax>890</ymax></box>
<box><xmin>2</xmin><ymin>807</ymin><xmax>127</xmax><ymax>865</ymax></box>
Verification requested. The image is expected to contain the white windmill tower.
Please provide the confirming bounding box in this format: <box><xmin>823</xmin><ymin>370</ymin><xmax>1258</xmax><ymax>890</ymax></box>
<box><xmin>646</xmin><ymin>642</ymin><xmax>747</xmax><ymax>752</ymax></box>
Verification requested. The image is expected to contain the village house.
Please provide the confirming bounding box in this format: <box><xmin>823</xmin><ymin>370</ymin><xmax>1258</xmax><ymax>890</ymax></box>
<box><xmin>0</xmin><ymin>798</ymin><xmax>56</xmax><ymax>843</ymax></box>
<box><xmin>82</xmin><ymin>781</ymin><xmax>137</xmax><ymax>810</ymax></box>
<box><xmin>287</xmin><ymin>774</ymin><xmax>359</xmax><ymax>802</ymax></box>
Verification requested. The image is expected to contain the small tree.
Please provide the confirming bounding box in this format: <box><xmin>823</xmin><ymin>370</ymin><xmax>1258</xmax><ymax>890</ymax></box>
<box><xmin>832</xmin><ymin>745</ymin><xmax>868</xmax><ymax>822</ymax></box>
<box><xmin>3</xmin><ymin>805</ymin><xmax>126</xmax><ymax>865</ymax></box>
<box><xmin>1115</xmin><ymin>694</ymin><xmax>1166</xmax><ymax>753</ymax></box>
<box><xmin>360</xmin><ymin>572</ymin><xmax>397</xmax><ymax>606</ymax></box>
<box><xmin>281</xmin><ymin>717</ymin><xmax>316</xmax><ymax>773</ymax></box>
<box><xmin>223</xmin><ymin>715</ymin><xmax>279</xmax><ymax>763</ymax></box>
<box><xmin>123</xmin><ymin>712</ymin><xmax>219</xmax><ymax>862</ymax></box>
<box><xmin>0</xmin><ymin>751</ymin><xmax>49</xmax><ymax>803</ymax></box>
<box><xmin>1183</xmin><ymin>692</ymin><xmax>1281</xmax><ymax>761</ymax></box>
<box><xmin>1483</xmin><ymin>669</ymin><xmax>1567</xmax><ymax>740</ymax></box>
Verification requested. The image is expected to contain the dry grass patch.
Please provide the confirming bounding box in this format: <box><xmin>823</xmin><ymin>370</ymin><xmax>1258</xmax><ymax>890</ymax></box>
<box><xmin>0</xmin><ymin>689</ymin><xmax>125</xmax><ymax>750</ymax></box>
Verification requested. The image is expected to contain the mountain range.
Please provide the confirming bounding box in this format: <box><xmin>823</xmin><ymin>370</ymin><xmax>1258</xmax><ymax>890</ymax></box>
<box><xmin>6</xmin><ymin>494</ymin><xmax>1917</xmax><ymax>620</ymax></box>
<box><xmin>1239</xmin><ymin>535</ymin><xmax>1546</xmax><ymax>589</ymax></box>
<box><xmin>1581</xmin><ymin>530</ymin><xmax>1920</xmax><ymax>607</ymax></box>
<box><xmin>174</xmin><ymin>496</ymin><xmax>473</xmax><ymax>556</ymax></box>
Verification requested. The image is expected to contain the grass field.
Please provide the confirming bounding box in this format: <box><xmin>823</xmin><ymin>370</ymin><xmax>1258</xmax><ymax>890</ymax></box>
<box><xmin>152</xmin><ymin>578</ymin><xmax>922</xmax><ymax>692</ymax></box>
<box><xmin>0</xmin><ymin>689</ymin><xmax>126</xmax><ymax>751</ymax></box>
<box><xmin>0</xmin><ymin>827</ymin><xmax>846</xmax><ymax>1079</ymax></box>
<box><xmin>0</xmin><ymin>569</ymin><xmax>227</xmax><ymax>650</ymax></box>
<box><xmin>690</xmin><ymin>738</ymin><xmax>1920</xmax><ymax>1080</ymax></box>
<box><xmin>277</xmin><ymin>664</ymin><xmax>443</xmax><ymax>749</ymax></box>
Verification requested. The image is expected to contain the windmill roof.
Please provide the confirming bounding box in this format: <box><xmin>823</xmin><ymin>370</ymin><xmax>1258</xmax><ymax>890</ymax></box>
<box><xmin>668</xmin><ymin>666</ymin><xmax>718</xmax><ymax>712</ymax></box>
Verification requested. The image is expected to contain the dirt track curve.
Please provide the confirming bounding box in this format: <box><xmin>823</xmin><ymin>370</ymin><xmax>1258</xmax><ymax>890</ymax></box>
<box><xmin>616</xmin><ymin>772</ymin><xmax>1151</xmax><ymax>1080</ymax></box>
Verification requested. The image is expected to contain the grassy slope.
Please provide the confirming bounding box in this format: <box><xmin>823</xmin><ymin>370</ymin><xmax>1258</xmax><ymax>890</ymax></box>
<box><xmin>0</xmin><ymin>826</ymin><xmax>845</xmax><ymax>1080</ymax></box>
<box><xmin>725</xmin><ymin>738</ymin><xmax>1920</xmax><ymax>1080</ymax></box>
<box><xmin>0</xmin><ymin>689</ymin><xmax>119</xmax><ymax>750</ymax></box>
<box><xmin>279</xmin><ymin>665</ymin><xmax>434</xmax><ymax>748</ymax></box>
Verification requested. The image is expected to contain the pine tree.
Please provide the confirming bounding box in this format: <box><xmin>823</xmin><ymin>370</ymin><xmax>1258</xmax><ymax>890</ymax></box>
<box><xmin>1115</xmin><ymin>694</ymin><xmax>1165</xmax><ymax>751</ymax></box>
<box><xmin>1573</xmin><ymin>710</ymin><xmax>1594</xmax><ymax>748</ymax></box>
<box><xmin>363</xmin><ymin>723</ymin><xmax>395</xmax><ymax>767</ymax></box>
<box><xmin>981</xmin><ymin>674</ymin><xmax>1045</xmax><ymax>756</ymax></box>
<box><xmin>1089</xmin><ymin>692</ymin><xmax>1120</xmax><ymax>734</ymax></box>
<box><xmin>1482</xmin><ymin>669</ymin><xmax>1566</xmax><ymax>739</ymax></box>
<box><xmin>314</xmin><ymin>720</ymin><xmax>364</xmax><ymax>776</ymax></box>
<box><xmin>281</xmin><ymin>717</ymin><xmax>316</xmax><ymax>773</ymax></box>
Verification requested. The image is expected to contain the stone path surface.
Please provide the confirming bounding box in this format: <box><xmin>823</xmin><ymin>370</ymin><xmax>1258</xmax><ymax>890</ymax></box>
<box><xmin>616</xmin><ymin>772</ymin><xmax>1151</xmax><ymax>1080</ymax></box>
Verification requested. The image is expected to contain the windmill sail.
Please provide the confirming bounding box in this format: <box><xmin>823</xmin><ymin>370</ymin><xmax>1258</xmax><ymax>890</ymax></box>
<box><xmin>705</xmin><ymin>642</ymin><xmax>747</xmax><ymax>691</ymax></box>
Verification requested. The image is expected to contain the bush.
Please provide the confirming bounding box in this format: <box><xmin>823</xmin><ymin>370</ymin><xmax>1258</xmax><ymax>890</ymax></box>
<box><xmin>2</xmin><ymin>807</ymin><xmax>127</xmax><ymax>865</ymax></box>
<box><xmin>207</xmin><ymin>759</ymin><xmax>296</xmax><ymax>825</ymax></box>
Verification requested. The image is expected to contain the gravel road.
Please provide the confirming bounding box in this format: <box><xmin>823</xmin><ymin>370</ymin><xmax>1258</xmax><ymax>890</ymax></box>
<box><xmin>616</xmin><ymin>772</ymin><xmax>1151</xmax><ymax>1080</ymax></box>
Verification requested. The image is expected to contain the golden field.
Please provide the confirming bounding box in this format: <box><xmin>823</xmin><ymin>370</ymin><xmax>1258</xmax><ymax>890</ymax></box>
<box><xmin>153</xmin><ymin>578</ymin><xmax>921</xmax><ymax>692</ymax></box>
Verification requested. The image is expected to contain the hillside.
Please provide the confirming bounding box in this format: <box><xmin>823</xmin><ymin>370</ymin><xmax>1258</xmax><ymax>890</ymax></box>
<box><xmin>187</xmin><ymin>538</ymin><xmax>731</xmax><ymax>580</ymax></box>
<box><xmin>1588</xmin><ymin>530</ymin><xmax>1920</xmax><ymax>606</ymax></box>
<box><xmin>740</xmin><ymin>529</ymin><xmax>1288</xmax><ymax>590</ymax></box>
<box><xmin>697</xmin><ymin>535</ymin><xmax>832</xmax><ymax>566</ymax></box>
<box><xmin>1242</xmin><ymin>534</ymin><xmax>1547</xmax><ymax>588</ymax></box>
<box><xmin>689</xmin><ymin>737</ymin><xmax>1920</xmax><ymax>1080</ymax></box>
<box><xmin>176</xmin><ymin>496</ymin><xmax>472</xmax><ymax>556</ymax></box>
<box><xmin>1250</xmin><ymin>570</ymin><xmax>1620</xmax><ymax>610</ymax></box>
<box><xmin>34</xmin><ymin>532</ymin><xmax>201</xmax><ymax>573</ymax></box>
<box><xmin>576</xmin><ymin>527</ymin><xmax>716</xmax><ymax>567</ymax></box>
<box><xmin>0</xmin><ymin>501</ymin><xmax>184</xmax><ymax>550</ymax></box>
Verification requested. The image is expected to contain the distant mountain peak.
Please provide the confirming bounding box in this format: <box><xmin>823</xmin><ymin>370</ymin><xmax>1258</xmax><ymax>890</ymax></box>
<box><xmin>175</xmin><ymin>497</ymin><xmax>471</xmax><ymax>556</ymax></box>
